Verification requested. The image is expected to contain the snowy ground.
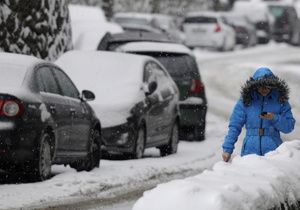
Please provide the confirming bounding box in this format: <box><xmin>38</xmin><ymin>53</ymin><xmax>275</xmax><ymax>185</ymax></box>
<box><xmin>0</xmin><ymin>112</ymin><xmax>228</xmax><ymax>209</ymax></box>
<box><xmin>0</xmin><ymin>42</ymin><xmax>299</xmax><ymax>209</ymax></box>
<box><xmin>132</xmin><ymin>42</ymin><xmax>300</xmax><ymax>210</ymax></box>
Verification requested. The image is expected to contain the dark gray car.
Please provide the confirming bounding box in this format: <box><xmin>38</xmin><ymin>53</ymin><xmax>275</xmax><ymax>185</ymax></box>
<box><xmin>267</xmin><ymin>3</ymin><xmax>300</xmax><ymax>45</ymax></box>
<box><xmin>0</xmin><ymin>52</ymin><xmax>101</xmax><ymax>181</ymax></box>
<box><xmin>56</xmin><ymin>51</ymin><xmax>180</xmax><ymax>159</ymax></box>
<box><xmin>116</xmin><ymin>42</ymin><xmax>207</xmax><ymax>141</ymax></box>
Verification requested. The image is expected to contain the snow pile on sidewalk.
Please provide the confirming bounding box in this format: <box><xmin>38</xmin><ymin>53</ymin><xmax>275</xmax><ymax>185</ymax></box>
<box><xmin>133</xmin><ymin>140</ymin><xmax>300</xmax><ymax>210</ymax></box>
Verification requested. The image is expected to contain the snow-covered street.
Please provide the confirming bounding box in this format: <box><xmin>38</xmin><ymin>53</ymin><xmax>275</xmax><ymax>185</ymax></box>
<box><xmin>0</xmin><ymin>42</ymin><xmax>299</xmax><ymax>209</ymax></box>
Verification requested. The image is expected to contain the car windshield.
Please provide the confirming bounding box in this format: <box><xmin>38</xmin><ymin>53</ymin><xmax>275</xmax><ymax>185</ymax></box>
<box><xmin>184</xmin><ymin>16</ymin><xmax>217</xmax><ymax>24</ymax></box>
<box><xmin>134</xmin><ymin>53</ymin><xmax>194</xmax><ymax>78</ymax></box>
<box><xmin>269</xmin><ymin>6</ymin><xmax>285</xmax><ymax>18</ymax></box>
<box><xmin>114</xmin><ymin>17</ymin><xmax>150</xmax><ymax>26</ymax></box>
<box><xmin>0</xmin><ymin>63</ymin><xmax>26</xmax><ymax>88</ymax></box>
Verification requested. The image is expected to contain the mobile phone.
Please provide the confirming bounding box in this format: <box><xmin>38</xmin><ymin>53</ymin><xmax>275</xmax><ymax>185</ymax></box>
<box><xmin>261</xmin><ymin>111</ymin><xmax>267</xmax><ymax>116</ymax></box>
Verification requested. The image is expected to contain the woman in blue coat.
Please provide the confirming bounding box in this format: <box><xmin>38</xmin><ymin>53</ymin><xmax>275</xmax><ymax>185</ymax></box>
<box><xmin>222</xmin><ymin>67</ymin><xmax>295</xmax><ymax>162</ymax></box>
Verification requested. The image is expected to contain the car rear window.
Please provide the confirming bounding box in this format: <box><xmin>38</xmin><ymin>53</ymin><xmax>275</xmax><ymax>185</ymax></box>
<box><xmin>114</xmin><ymin>17</ymin><xmax>150</xmax><ymax>26</ymax></box>
<box><xmin>183</xmin><ymin>16</ymin><xmax>217</xmax><ymax>24</ymax></box>
<box><xmin>0</xmin><ymin>63</ymin><xmax>26</xmax><ymax>88</ymax></box>
<box><xmin>269</xmin><ymin>6</ymin><xmax>285</xmax><ymax>18</ymax></box>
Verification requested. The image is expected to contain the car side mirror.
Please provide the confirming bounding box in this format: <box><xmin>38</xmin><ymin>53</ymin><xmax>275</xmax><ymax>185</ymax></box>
<box><xmin>81</xmin><ymin>90</ymin><xmax>95</xmax><ymax>101</ymax></box>
<box><xmin>146</xmin><ymin>81</ymin><xmax>157</xmax><ymax>96</ymax></box>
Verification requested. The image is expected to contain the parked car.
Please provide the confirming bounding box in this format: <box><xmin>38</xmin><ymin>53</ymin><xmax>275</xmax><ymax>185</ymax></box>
<box><xmin>267</xmin><ymin>2</ymin><xmax>300</xmax><ymax>45</ymax></box>
<box><xmin>181</xmin><ymin>11</ymin><xmax>236</xmax><ymax>51</ymax></box>
<box><xmin>97</xmin><ymin>31</ymin><xmax>174</xmax><ymax>51</ymax></box>
<box><xmin>116</xmin><ymin>42</ymin><xmax>207</xmax><ymax>141</ymax></box>
<box><xmin>0</xmin><ymin>52</ymin><xmax>101</xmax><ymax>181</ymax></box>
<box><xmin>220</xmin><ymin>12</ymin><xmax>258</xmax><ymax>47</ymax></box>
<box><xmin>232</xmin><ymin>0</ymin><xmax>274</xmax><ymax>44</ymax></box>
<box><xmin>69</xmin><ymin>4</ymin><xmax>123</xmax><ymax>48</ymax></box>
<box><xmin>56</xmin><ymin>51</ymin><xmax>180</xmax><ymax>159</ymax></box>
<box><xmin>113</xmin><ymin>12</ymin><xmax>163</xmax><ymax>34</ymax></box>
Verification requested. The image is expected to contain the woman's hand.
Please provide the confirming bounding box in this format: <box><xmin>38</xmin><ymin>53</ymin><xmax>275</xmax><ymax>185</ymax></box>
<box><xmin>222</xmin><ymin>152</ymin><xmax>231</xmax><ymax>162</ymax></box>
<box><xmin>259</xmin><ymin>112</ymin><xmax>275</xmax><ymax>120</ymax></box>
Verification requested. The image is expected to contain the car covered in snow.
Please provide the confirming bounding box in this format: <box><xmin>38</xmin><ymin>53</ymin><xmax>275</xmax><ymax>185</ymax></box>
<box><xmin>181</xmin><ymin>11</ymin><xmax>236</xmax><ymax>51</ymax></box>
<box><xmin>0</xmin><ymin>52</ymin><xmax>101</xmax><ymax>181</ymax></box>
<box><xmin>232</xmin><ymin>0</ymin><xmax>274</xmax><ymax>44</ymax></box>
<box><xmin>56</xmin><ymin>51</ymin><xmax>180</xmax><ymax>159</ymax></box>
<box><xmin>267</xmin><ymin>2</ymin><xmax>300</xmax><ymax>45</ymax></box>
<box><xmin>220</xmin><ymin>11</ymin><xmax>258</xmax><ymax>47</ymax></box>
<box><xmin>115</xmin><ymin>42</ymin><xmax>207</xmax><ymax>141</ymax></box>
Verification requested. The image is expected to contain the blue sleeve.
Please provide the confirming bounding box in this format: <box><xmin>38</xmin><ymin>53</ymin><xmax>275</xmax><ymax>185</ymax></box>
<box><xmin>222</xmin><ymin>98</ymin><xmax>246</xmax><ymax>154</ymax></box>
<box><xmin>271</xmin><ymin>101</ymin><xmax>295</xmax><ymax>134</ymax></box>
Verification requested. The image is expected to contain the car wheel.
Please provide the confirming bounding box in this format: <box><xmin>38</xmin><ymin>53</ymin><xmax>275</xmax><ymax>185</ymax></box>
<box><xmin>290</xmin><ymin>30</ymin><xmax>300</xmax><ymax>45</ymax></box>
<box><xmin>194</xmin><ymin>124</ymin><xmax>205</xmax><ymax>141</ymax></box>
<box><xmin>218</xmin><ymin>39</ymin><xmax>225</xmax><ymax>52</ymax></box>
<box><xmin>132</xmin><ymin>127</ymin><xmax>145</xmax><ymax>159</ymax></box>
<box><xmin>70</xmin><ymin>129</ymin><xmax>101</xmax><ymax>171</ymax></box>
<box><xmin>31</xmin><ymin>133</ymin><xmax>52</xmax><ymax>181</ymax></box>
<box><xmin>160</xmin><ymin>122</ymin><xmax>179</xmax><ymax>156</ymax></box>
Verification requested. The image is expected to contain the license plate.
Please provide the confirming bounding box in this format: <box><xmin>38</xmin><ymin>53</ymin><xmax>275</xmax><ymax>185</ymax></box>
<box><xmin>192</xmin><ymin>28</ymin><xmax>206</xmax><ymax>33</ymax></box>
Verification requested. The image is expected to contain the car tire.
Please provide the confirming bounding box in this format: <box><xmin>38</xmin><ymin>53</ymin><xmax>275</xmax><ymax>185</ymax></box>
<box><xmin>31</xmin><ymin>133</ymin><xmax>52</xmax><ymax>181</ymax></box>
<box><xmin>70</xmin><ymin>129</ymin><xmax>101</xmax><ymax>172</ymax></box>
<box><xmin>132</xmin><ymin>127</ymin><xmax>145</xmax><ymax>159</ymax></box>
<box><xmin>160</xmin><ymin>122</ymin><xmax>179</xmax><ymax>156</ymax></box>
<box><xmin>194</xmin><ymin>123</ymin><xmax>205</xmax><ymax>141</ymax></box>
<box><xmin>290</xmin><ymin>30</ymin><xmax>300</xmax><ymax>46</ymax></box>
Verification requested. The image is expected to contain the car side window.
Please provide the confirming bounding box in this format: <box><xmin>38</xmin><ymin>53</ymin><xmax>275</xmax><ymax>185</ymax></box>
<box><xmin>144</xmin><ymin>62</ymin><xmax>172</xmax><ymax>99</ymax></box>
<box><xmin>52</xmin><ymin>67</ymin><xmax>80</xmax><ymax>99</ymax></box>
<box><xmin>37</xmin><ymin>66</ymin><xmax>60</xmax><ymax>94</ymax></box>
<box><xmin>151</xmin><ymin>19</ymin><xmax>160</xmax><ymax>29</ymax></box>
<box><xmin>144</xmin><ymin>62</ymin><xmax>167</xmax><ymax>83</ymax></box>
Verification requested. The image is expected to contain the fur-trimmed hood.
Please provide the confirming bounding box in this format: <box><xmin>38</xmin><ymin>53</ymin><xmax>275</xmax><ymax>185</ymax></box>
<box><xmin>241</xmin><ymin>67</ymin><xmax>289</xmax><ymax>106</ymax></box>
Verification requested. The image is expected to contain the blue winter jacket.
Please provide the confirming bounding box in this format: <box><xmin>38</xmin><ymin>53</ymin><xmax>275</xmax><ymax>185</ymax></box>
<box><xmin>222</xmin><ymin>67</ymin><xmax>295</xmax><ymax>156</ymax></box>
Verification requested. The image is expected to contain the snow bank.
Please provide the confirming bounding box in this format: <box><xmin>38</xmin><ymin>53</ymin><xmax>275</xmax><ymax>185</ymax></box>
<box><xmin>133</xmin><ymin>140</ymin><xmax>300</xmax><ymax>210</ymax></box>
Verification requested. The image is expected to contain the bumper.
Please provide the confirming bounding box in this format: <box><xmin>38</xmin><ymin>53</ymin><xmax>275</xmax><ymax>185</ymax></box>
<box><xmin>236</xmin><ymin>34</ymin><xmax>249</xmax><ymax>45</ymax></box>
<box><xmin>272</xmin><ymin>32</ymin><xmax>290</xmax><ymax>42</ymax></box>
<box><xmin>179</xmin><ymin>103</ymin><xmax>207</xmax><ymax>128</ymax></box>
<box><xmin>101</xmin><ymin>122</ymin><xmax>136</xmax><ymax>154</ymax></box>
<box><xmin>0</xmin><ymin>126</ymin><xmax>39</xmax><ymax>165</ymax></box>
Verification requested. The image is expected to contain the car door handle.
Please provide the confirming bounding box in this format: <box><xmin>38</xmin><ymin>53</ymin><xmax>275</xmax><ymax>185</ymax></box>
<box><xmin>50</xmin><ymin>106</ymin><xmax>56</xmax><ymax>113</ymax></box>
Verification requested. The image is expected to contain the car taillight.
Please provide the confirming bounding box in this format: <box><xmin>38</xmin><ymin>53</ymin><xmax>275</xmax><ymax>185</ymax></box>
<box><xmin>283</xmin><ymin>23</ymin><xmax>290</xmax><ymax>30</ymax></box>
<box><xmin>190</xmin><ymin>80</ymin><xmax>204</xmax><ymax>93</ymax></box>
<box><xmin>236</xmin><ymin>28</ymin><xmax>245</xmax><ymax>33</ymax></box>
<box><xmin>179</xmin><ymin>24</ymin><xmax>184</xmax><ymax>32</ymax></box>
<box><xmin>215</xmin><ymin>25</ymin><xmax>221</xmax><ymax>32</ymax></box>
<box><xmin>0</xmin><ymin>100</ymin><xmax>23</xmax><ymax>117</ymax></box>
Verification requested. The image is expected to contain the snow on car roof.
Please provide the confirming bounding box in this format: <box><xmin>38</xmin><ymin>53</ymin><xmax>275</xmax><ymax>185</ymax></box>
<box><xmin>68</xmin><ymin>4</ymin><xmax>123</xmax><ymax>47</ymax></box>
<box><xmin>55</xmin><ymin>50</ymin><xmax>157</xmax><ymax>128</ymax></box>
<box><xmin>114</xmin><ymin>12</ymin><xmax>155</xmax><ymax>21</ymax></box>
<box><xmin>68</xmin><ymin>4</ymin><xmax>107</xmax><ymax>23</ymax></box>
<box><xmin>74</xmin><ymin>31</ymin><xmax>109</xmax><ymax>50</ymax></box>
<box><xmin>0</xmin><ymin>52</ymin><xmax>41</xmax><ymax>68</ymax></box>
<box><xmin>0</xmin><ymin>52</ymin><xmax>43</xmax><ymax>91</ymax></box>
<box><xmin>109</xmin><ymin>31</ymin><xmax>172</xmax><ymax>42</ymax></box>
<box><xmin>116</xmin><ymin>41</ymin><xmax>193</xmax><ymax>55</ymax></box>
